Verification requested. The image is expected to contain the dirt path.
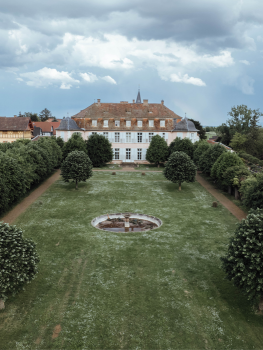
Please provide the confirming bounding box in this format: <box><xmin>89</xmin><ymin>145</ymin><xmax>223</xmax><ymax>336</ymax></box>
<box><xmin>2</xmin><ymin>169</ymin><xmax>61</xmax><ymax>225</ymax></box>
<box><xmin>196</xmin><ymin>173</ymin><xmax>246</xmax><ymax>221</ymax></box>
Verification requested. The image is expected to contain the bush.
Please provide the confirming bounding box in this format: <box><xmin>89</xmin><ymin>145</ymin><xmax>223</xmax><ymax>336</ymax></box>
<box><xmin>86</xmin><ymin>134</ymin><xmax>113</xmax><ymax>167</ymax></box>
<box><xmin>211</xmin><ymin>152</ymin><xmax>243</xmax><ymax>182</ymax></box>
<box><xmin>146</xmin><ymin>135</ymin><xmax>169</xmax><ymax>166</ymax></box>
<box><xmin>198</xmin><ymin>143</ymin><xmax>226</xmax><ymax>175</ymax></box>
<box><xmin>62</xmin><ymin>133</ymin><xmax>87</xmax><ymax>160</ymax></box>
<box><xmin>193</xmin><ymin>141</ymin><xmax>210</xmax><ymax>165</ymax></box>
<box><xmin>0</xmin><ymin>222</ymin><xmax>40</xmax><ymax>304</ymax></box>
<box><xmin>222</xmin><ymin>165</ymin><xmax>250</xmax><ymax>188</ymax></box>
<box><xmin>168</xmin><ymin>137</ymin><xmax>194</xmax><ymax>159</ymax></box>
<box><xmin>221</xmin><ymin>208</ymin><xmax>263</xmax><ymax>309</ymax></box>
<box><xmin>164</xmin><ymin>151</ymin><xmax>196</xmax><ymax>190</ymax></box>
<box><xmin>238</xmin><ymin>152</ymin><xmax>263</xmax><ymax>166</ymax></box>
<box><xmin>61</xmin><ymin>151</ymin><xmax>93</xmax><ymax>189</ymax></box>
<box><xmin>240</xmin><ymin>174</ymin><xmax>263</xmax><ymax>209</ymax></box>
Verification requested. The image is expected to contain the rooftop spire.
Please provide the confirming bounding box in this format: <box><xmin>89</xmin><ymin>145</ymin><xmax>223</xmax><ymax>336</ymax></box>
<box><xmin>136</xmin><ymin>89</ymin><xmax>141</xmax><ymax>103</ymax></box>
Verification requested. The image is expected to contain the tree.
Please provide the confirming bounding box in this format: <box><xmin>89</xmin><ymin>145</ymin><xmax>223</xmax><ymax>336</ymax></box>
<box><xmin>146</xmin><ymin>135</ymin><xmax>169</xmax><ymax>167</ymax></box>
<box><xmin>222</xmin><ymin>165</ymin><xmax>250</xmax><ymax>188</ymax></box>
<box><xmin>211</xmin><ymin>152</ymin><xmax>243</xmax><ymax>182</ymax></box>
<box><xmin>51</xmin><ymin>136</ymin><xmax>64</xmax><ymax>150</ymax></box>
<box><xmin>193</xmin><ymin>141</ymin><xmax>210</xmax><ymax>165</ymax></box>
<box><xmin>188</xmin><ymin>118</ymin><xmax>206</xmax><ymax>140</ymax></box>
<box><xmin>164</xmin><ymin>151</ymin><xmax>196</xmax><ymax>190</ymax></box>
<box><xmin>0</xmin><ymin>222</ymin><xmax>40</xmax><ymax>307</ymax></box>
<box><xmin>39</xmin><ymin>108</ymin><xmax>52</xmax><ymax>122</ymax></box>
<box><xmin>216</xmin><ymin>124</ymin><xmax>232</xmax><ymax>145</ymax></box>
<box><xmin>221</xmin><ymin>208</ymin><xmax>263</xmax><ymax>310</ymax></box>
<box><xmin>86</xmin><ymin>134</ymin><xmax>113</xmax><ymax>167</ymax></box>
<box><xmin>61</xmin><ymin>151</ymin><xmax>93</xmax><ymax>189</ymax></box>
<box><xmin>62</xmin><ymin>133</ymin><xmax>87</xmax><ymax>160</ymax></box>
<box><xmin>169</xmin><ymin>137</ymin><xmax>194</xmax><ymax>159</ymax></box>
<box><xmin>198</xmin><ymin>143</ymin><xmax>226</xmax><ymax>175</ymax></box>
<box><xmin>239</xmin><ymin>174</ymin><xmax>263</xmax><ymax>209</ymax></box>
<box><xmin>24</xmin><ymin>112</ymin><xmax>39</xmax><ymax>122</ymax></box>
<box><xmin>229</xmin><ymin>132</ymin><xmax>248</xmax><ymax>152</ymax></box>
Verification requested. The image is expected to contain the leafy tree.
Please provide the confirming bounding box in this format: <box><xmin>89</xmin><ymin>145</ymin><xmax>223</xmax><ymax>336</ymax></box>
<box><xmin>211</xmin><ymin>152</ymin><xmax>243</xmax><ymax>182</ymax></box>
<box><xmin>222</xmin><ymin>165</ymin><xmax>250</xmax><ymax>188</ymax></box>
<box><xmin>39</xmin><ymin>108</ymin><xmax>52</xmax><ymax>122</ymax></box>
<box><xmin>62</xmin><ymin>133</ymin><xmax>87</xmax><ymax>160</ymax></box>
<box><xmin>193</xmin><ymin>141</ymin><xmax>210</xmax><ymax>165</ymax></box>
<box><xmin>216</xmin><ymin>124</ymin><xmax>232</xmax><ymax>145</ymax></box>
<box><xmin>24</xmin><ymin>112</ymin><xmax>39</xmax><ymax>122</ymax></box>
<box><xmin>229</xmin><ymin>132</ymin><xmax>248</xmax><ymax>152</ymax></box>
<box><xmin>164</xmin><ymin>151</ymin><xmax>196</xmax><ymax>190</ymax></box>
<box><xmin>0</xmin><ymin>222</ymin><xmax>40</xmax><ymax>306</ymax></box>
<box><xmin>239</xmin><ymin>174</ymin><xmax>263</xmax><ymax>209</ymax></box>
<box><xmin>61</xmin><ymin>151</ymin><xmax>93</xmax><ymax>189</ymax></box>
<box><xmin>188</xmin><ymin>118</ymin><xmax>206</xmax><ymax>140</ymax></box>
<box><xmin>51</xmin><ymin>136</ymin><xmax>64</xmax><ymax>150</ymax></box>
<box><xmin>221</xmin><ymin>208</ymin><xmax>263</xmax><ymax>310</ymax></box>
<box><xmin>198</xmin><ymin>143</ymin><xmax>226</xmax><ymax>175</ymax></box>
<box><xmin>169</xmin><ymin>137</ymin><xmax>194</xmax><ymax>159</ymax></box>
<box><xmin>86</xmin><ymin>134</ymin><xmax>113</xmax><ymax>167</ymax></box>
<box><xmin>146</xmin><ymin>135</ymin><xmax>169</xmax><ymax>167</ymax></box>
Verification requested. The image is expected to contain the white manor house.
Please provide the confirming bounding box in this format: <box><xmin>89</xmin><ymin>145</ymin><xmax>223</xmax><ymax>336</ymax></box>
<box><xmin>56</xmin><ymin>92</ymin><xmax>199</xmax><ymax>163</ymax></box>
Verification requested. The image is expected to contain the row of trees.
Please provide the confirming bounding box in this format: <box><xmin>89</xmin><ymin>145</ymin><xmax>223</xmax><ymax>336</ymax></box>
<box><xmin>0</xmin><ymin>137</ymin><xmax>62</xmax><ymax>214</ymax></box>
<box><xmin>18</xmin><ymin>108</ymin><xmax>57</xmax><ymax>122</ymax></box>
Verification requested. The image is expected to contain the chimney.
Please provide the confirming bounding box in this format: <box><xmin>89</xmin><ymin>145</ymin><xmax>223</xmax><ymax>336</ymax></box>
<box><xmin>133</xmin><ymin>99</ymin><xmax>135</xmax><ymax>103</ymax></box>
<box><xmin>143</xmin><ymin>99</ymin><xmax>148</xmax><ymax>106</ymax></box>
<box><xmin>97</xmin><ymin>99</ymin><xmax>101</xmax><ymax>106</ymax></box>
<box><xmin>161</xmin><ymin>100</ymin><xmax>164</xmax><ymax>105</ymax></box>
<box><xmin>14</xmin><ymin>115</ymin><xmax>17</xmax><ymax>118</ymax></box>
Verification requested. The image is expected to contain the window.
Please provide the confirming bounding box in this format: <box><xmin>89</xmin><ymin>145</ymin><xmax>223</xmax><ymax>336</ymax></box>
<box><xmin>160</xmin><ymin>120</ymin><xmax>165</xmax><ymax>127</ymax></box>
<box><xmin>191</xmin><ymin>133</ymin><xmax>194</xmax><ymax>140</ymax></box>
<box><xmin>149</xmin><ymin>120</ymin><xmax>154</xmax><ymax>127</ymax></box>
<box><xmin>92</xmin><ymin>132</ymin><xmax>97</xmax><ymax>135</ymax></box>
<box><xmin>177</xmin><ymin>132</ymin><xmax>183</xmax><ymax>139</ymax></box>
<box><xmin>115</xmin><ymin>120</ymin><xmax>120</xmax><ymax>127</ymax></box>
<box><xmin>115</xmin><ymin>132</ymin><xmax>120</xmax><ymax>142</ymax></box>
<box><xmin>162</xmin><ymin>133</ymin><xmax>165</xmax><ymax>139</ymax></box>
<box><xmin>137</xmin><ymin>132</ymin><xmax>142</xmax><ymax>143</ymax></box>
<box><xmin>114</xmin><ymin>148</ymin><xmax>120</xmax><ymax>160</ymax></box>
<box><xmin>126</xmin><ymin>148</ymin><xmax>131</xmax><ymax>160</ymax></box>
<box><xmin>137</xmin><ymin>148</ymin><xmax>142</xmax><ymax>160</ymax></box>
<box><xmin>149</xmin><ymin>132</ymin><xmax>154</xmax><ymax>142</ymax></box>
<box><xmin>137</xmin><ymin>120</ymin><xmax>142</xmax><ymax>127</ymax></box>
<box><xmin>126</xmin><ymin>121</ymin><xmax>131</xmax><ymax>127</ymax></box>
<box><xmin>103</xmin><ymin>120</ymin><xmax>108</xmax><ymax>127</ymax></box>
<box><xmin>92</xmin><ymin>120</ymin><xmax>97</xmax><ymax>127</ymax></box>
<box><xmin>126</xmin><ymin>132</ymin><xmax>131</xmax><ymax>142</ymax></box>
<box><xmin>103</xmin><ymin>132</ymin><xmax>109</xmax><ymax>139</ymax></box>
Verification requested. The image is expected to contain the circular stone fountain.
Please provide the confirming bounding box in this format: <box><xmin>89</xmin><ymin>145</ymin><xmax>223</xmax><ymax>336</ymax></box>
<box><xmin>91</xmin><ymin>213</ymin><xmax>162</xmax><ymax>232</ymax></box>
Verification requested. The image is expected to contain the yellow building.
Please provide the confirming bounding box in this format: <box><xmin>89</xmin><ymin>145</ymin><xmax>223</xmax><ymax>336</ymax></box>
<box><xmin>0</xmin><ymin>117</ymin><xmax>33</xmax><ymax>143</ymax></box>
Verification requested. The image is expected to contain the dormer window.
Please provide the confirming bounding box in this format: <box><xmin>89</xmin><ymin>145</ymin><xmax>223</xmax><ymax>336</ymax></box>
<box><xmin>149</xmin><ymin>120</ymin><xmax>154</xmax><ymax>127</ymax></box>
<box><xmin>126</xmin><ymin>121</ymin><xmax>131</xmax><ymax>127</ymax></box>
<box><xmin>115</xmin><ymin>120</ymin><xmax>120</xmax><ymax>127</ymax></box>
<box><xmin>137</xmin><ymin>121</ymin><xmax>142</xmax><ymax>127</ymax></box>
<box><xmin>92</xmin><ymin>120</ymin><xmax>97</xmax><ymax>127</ymax></box>
<box><xmin>103</xmin><ymin>120</ymin><xmax>108</xmax><ymax>127</ymax></box>
<box><xmin>160</xmin><ymin>120</ymin><xmax>165</xmax><ymax>127</ymax></box>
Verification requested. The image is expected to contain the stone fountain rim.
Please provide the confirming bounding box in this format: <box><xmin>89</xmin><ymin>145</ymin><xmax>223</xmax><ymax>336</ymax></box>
<box><xmin>91</xmin><ymin>212</ymin><xmax>162</xmax><ymax>232</ymax></box>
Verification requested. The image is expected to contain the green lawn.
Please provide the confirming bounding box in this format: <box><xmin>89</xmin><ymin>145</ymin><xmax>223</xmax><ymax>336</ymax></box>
<box><xmin>1</xmin><ymin>172</ymin><xmax>263</xmax><ymax>349</ymax></box>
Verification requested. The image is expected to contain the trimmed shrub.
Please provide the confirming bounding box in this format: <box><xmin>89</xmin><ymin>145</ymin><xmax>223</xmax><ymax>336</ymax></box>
<box><xmin>221</xmin><ymin>208</ymin><xmax>263</xmax><ymax>309</ymax></box>
<box><xmin>146</xmin><ymin>135</ymin><xmax>169</xmax><ymax>167</ymax></box>
<box><xmin>198</xmin><ymin>143</ymin><xmax>226</xmax><ymax>175</ymax></box>
<box><xmin>164</xmin><ymin>151</ymin><xmax>196</xmax><ymax>190</ymax></box>
<box><xmin>168</xmin><ymin>137</ymin><xmax>194</xmax><ymax>159</ymax></box>
<box><xmin>62</xmin><ymin>133</ymin><xmax>87</xmax><ymax>160</ymax></box>
<box><xmin>211</xmin><ymin>152</ymin><xmax>243</xmax><ymax>182</ymax></box>
<box><xmin>193</xmin><ymin>141</ymin><xmax>211</xmax><ymax>165</ymax></box>
<box><xmin>222</xmin><ymin>165</ymin><xmax>250</xmax><ymax>188</ymax></box>
<box><xmin>86</xmin><ymin>134</ymin><xmax>113</xmax><ymax>167</ymax></box>
<box><xmin>240</xmin><ymin>174</ymin><xmax>263</xmax><ymax>209</ymax></box>
<box><xmin>238</xmin><ymin>152</ymin><xmax>263</xmax><ymax>166</ymax></box>
<box><xmin>0</xmin><ymin>222</ymin><xmax>40</xmax><ymax>304</ymax></box>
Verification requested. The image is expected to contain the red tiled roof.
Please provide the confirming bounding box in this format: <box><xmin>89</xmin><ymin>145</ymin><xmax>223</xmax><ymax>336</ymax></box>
<box><xmin>32</xmin><ymin>121</ymin><xmax>61</xmax><ymax>135</ymax></box>
<box><xmin>0</xmin><ymin>117</ymin><xmax>33</xmax><ymax>131</ymax></box>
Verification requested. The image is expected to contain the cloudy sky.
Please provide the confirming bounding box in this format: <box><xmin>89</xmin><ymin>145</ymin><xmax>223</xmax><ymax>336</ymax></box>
<box><xmin>1</xmin><ymin>0</ymin><xmax>263</xmax><ymax>125</ymax></box>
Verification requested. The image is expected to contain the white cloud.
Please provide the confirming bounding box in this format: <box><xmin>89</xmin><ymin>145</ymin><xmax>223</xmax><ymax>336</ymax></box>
<box><xmin>80</xmin><ymin>72</ymin><xmax>98</xmax><ymax>83</ymax></box>
<box><xmin>170</xmin><ymin>73</ymin><xmax>206</xmax><ymax>86</ymax></box>
<box><xmin>101</xmin><ymin>75</ymin><xmax>117</xmax><ymax>84</ymax></box>
<box><xmin>20</xmin><ymin>67</ymin><xmax>79</xmax><ymax>88</ymax></box>
<box><xmin>239</xmin><ymin>59</ymin><xmax>250</xmax><ymax>65</ymax></box>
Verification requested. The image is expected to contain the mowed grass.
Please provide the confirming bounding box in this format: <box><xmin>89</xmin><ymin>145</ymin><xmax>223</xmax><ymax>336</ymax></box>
<box><xmin>1</xmin><ymin>172</ymin><xmax>263</xmax><ymax>349</ymax></box>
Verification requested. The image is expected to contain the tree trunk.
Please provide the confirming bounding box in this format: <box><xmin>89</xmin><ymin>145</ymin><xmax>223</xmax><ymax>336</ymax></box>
<box><xmin>259</xmin><ymin>295</ymin><xmax>263</xmax><ymax>312</ymax></box>
<box><xmin>228</xmin><ymin>185</ymin><xmax>232</xmax><ymax>195</ymax></box>
<box><xmin>179</xmin><ymin>183</ymin><xmax>181</xmax><ymax>191</ymax></box>
<box><xmin>235</xmin><ymin>187</ymin><xmax>240</xmax><ymax>200</ymax></box>
<box><xmin>0</xmin><ymin>299</ymin><xmax>5</xmax><ymax>310</ymax></box>
<box><xmin>158</xmin><ymin>163</ymin><xmax>160</xmax><ymax>168</ymax></box>
<box><xmin>75</xmin><ymin>180</ymin><xmax>78</xmax><ymax>190</ymax></box>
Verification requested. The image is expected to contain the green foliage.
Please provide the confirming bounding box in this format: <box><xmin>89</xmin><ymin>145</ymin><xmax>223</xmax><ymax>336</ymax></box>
<box><xmin>211</xmin><ymin>152</ymin><xmax>243</xmax><ymax>182</ymax></box>
<box><xmin>222</xmin><ymin>165</ymin><xmax>250</xmax><ymax>188</ymax></box>
<box><xmin>0</xmin><ymin>222</ymin><xmax>40</xmax><ymax>301</ymax></box>
<box><xmin>53</xmin><ymin>136</ymin><xmax>64</xmax><ymax>149</ymax></box>
<box><xmin>62</xmin><ymin>133</ymin><xmax>87</xmax><ymax>160</ymax></box>
<box><xmin>164</xmin><ymin>151</ymin><xmax>196</xmax><ymax>190</ymax></box>
<box><xmin>85</xmin><ymin>134</ymin><xmax>113</xmax><ymax>167</ymax></box>
<box><xmin>146</xmin><ymin>135</ymin><xmax>169</xmax><ymax>166</ymax></box>
<box><xmin>188</xmin><ymin>118</ymin><xmax>206</xmax><ymax>140</ymax></box>
<box><xmin>168</xmin><ymin>137</ymin><xmax>194</xmax><ymax>159</ymax></box>
<box><xmin>239</xmin><ymin>174</ymin><xmax>263</xmax><ymax>209</ymax></box>
<box><xmin>238</xmin><ymin>151</ymin><xmax>263</xmax><ymax>167</ymax></box>
<box><xmin>193</xmin><ymin>141</ymin><xmax>210</xmax><ymax>164</ymax></box>
<box><xmin>39</xmin><ymin>108</ymin><xmax>53</xmax><ymax>122</ymax></box>
<box><xmin>229</xmin><ymin>132</ymin><xmax>248</xmax><ymax>152</ymax></box>
<box><xmin>61</xmin><ymin>151</ymin><xmax>93</xmax><ymax>189</ymax></box>
<box><xmin>221</xmin><ymin>208</ymin><xmax>263</xmax><ymax>305</ymax></box>
<box><xmin>198</xmin><ymin>143</ymin><xmax>226</xmax><ymax>174</ymax></box>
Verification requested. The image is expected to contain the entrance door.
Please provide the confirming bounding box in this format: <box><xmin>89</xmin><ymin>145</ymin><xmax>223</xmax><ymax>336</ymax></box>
<box><xmin>125</xmin><ymin>148</ymin><xmax>131</xmax><ymax>162</ymax></box>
